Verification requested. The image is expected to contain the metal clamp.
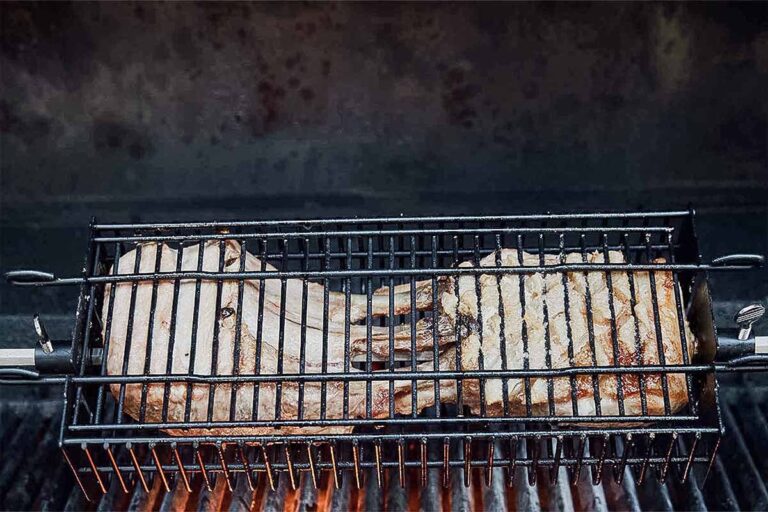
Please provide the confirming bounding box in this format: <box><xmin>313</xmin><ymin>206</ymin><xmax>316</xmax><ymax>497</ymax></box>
<box><xmin>34</xmin><ymin>314</ymin><xmax>54</xmax><ymax>354</ymax></box>
<box><xmin>735</xmin><ymin>304</ymin><xmax>765</xmax><ymax>340</ymax></box>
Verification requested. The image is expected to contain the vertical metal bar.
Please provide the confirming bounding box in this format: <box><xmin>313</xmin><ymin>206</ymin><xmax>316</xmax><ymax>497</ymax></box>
<box><xmin>374</xmin><ymin>442</ymin><xmax>383</xmax><ymax>488</ymax></box>
<box><xmin>62</xmin><ymin>447</ymin><xmax>92</xmax><ymax>502</ymax></box>
<box><xmin>472</xmin><ymin>235</ymin><xmax>487</xmax><ymax>416</ymax></box>
<box><xmin>302</xmin><ymin>444</ymin><xmax>317</xmax><ymax>492</ymax></box>
<box><xmin>485</xmin><ymin>439</ymin><xmax>495</xmax><ymax>486</ymax></box>
<box><xmin>453</xmin><ymin>236</ymin><xmax>465</xmax><ymax>415</ymax></box>
<box><xmin>410</xmin><ymin>234</ymin><xmax>419</xmax><ymax>417</ymax></box>
<box><xmin>230</xmin><ymin>239</ymin><xmax>248</xmax><ymax>421</ymax></box>
<box><xmin>431</xmin><ymin>236</ymin><xmax>442</xmax><ymax>418</ymax></box>
<box><xmin>660</xmin><ymin>433</ymin><xmax>677</xmax><ymax>483</ymax></box>
<box><xmin>601</xmin><ymin>233</ymin><xmax>625</xmax><ymax>416</ymax></box>
<box><xmin>196</xmin><ymin>444</ymin><xmax>213</xmax><ymax>492</ymax></box>
<box><xmin>421</xmin><ymin>438</ymin><xmax>428</xmax><ymax>488</ymax></box>
<box><xmin>681</xmin><ymin>433</ymin><xmax>699</xmax><ymax>484</ymax></box>
<box><xmin>298</xmin><ymin>238</ymin><xmax>310</xmax><ymax>421</ymax></box>
<box><xmin>529</xmin><ymin>438</ymin><xmax>539</xmax><ymax>486</ymax></box>
<box><xmin>320</xmin><ymin>237</ymin><xmax>331</xmax><ymax>420</ymax></box>
<box><xmin>442</xmin><ymin>438</ymin><xmax>450</xmax><ymax>488</ymax></box>
<box><xmin>183</xmin><ymin>240</ymin><xmax>206</xmax><ymax>423</ymax></box>
<box><xmin>151</xmin><ymin>445</ymin><xmax>171</xmax><ymax>492</ymax></box>
<box><xmin>161</xmin><ymin>245</ymin><xmax>184</xmax><ymax>423</ymax></box>
<box><xmin>261</xmin><ymin>444</ymin><xmax>276</xmax><ymax>491</ymax></box>
<box><xmin>645</xmin><ymin>234</ymin><xmax>672</xmax><ymax>414</ymax></box>
<box><xmin>117</xmin><ymin>245</ymin><xmax>143</xmax><ymax>425</ymax></box>
<box><xmin>104</xmin><ymin>445</ymin><xmax>129</xmax><ymax>494</ymax></box>
<box><xmin>218</xmin><ymin>443</ymin><xmax>234</xmax><ymax>492</ymax></box>
<box><xmin>551</xmin><ymin>436</ymin><xmax>563</xmax><ymax>484</ymax></box>
<box><xmin>516</xmin><ymin>234</ymin><xmax>533</xmax><ymax>416</ymax></box>
<box><xmin>571</xmin><ymin>435</ymin><xmax>585</xmax><ymax>486</ymax></box>
<box><xmin>622</xmin><ymin>232</ymin><xmax>648</xmax><ymax>416</ymax></box>
<box><xmin>388</xmin><ymin>235</ymin><xmax>396</xmax><ymax>418</ymax></box>
<box><xmin>207</xmin><ymin>240</ymin><xmax>227</xmax><ymax>423</ymax></box>
<box><xmin>615</xmin><ymin>434</ymin><xmax>632</xmax><ymax>484</ymax></box>
<box><xmin>703</xmin><ymin>436</ymin><xmax>721</xmax><ymax>484</ymax></box>
<box><xmin>352</xmin><ymin>441</ymin><xmax>362</xmax><ymax>489</ymax></box>
<box><xmin>274</xmin><ymin>239</ymin><xmax>289</xmax><ymax>421</ymax></box>
<box><xmin>72</xmin><ymin>239</ymin><xmax>101</xmax><ymax>426</ymax></box>
<box><xmin>464</xmin><ymin>437</ymin><xmax>472</xmax><ymax>488</ymax></box>
<box><xmin>592</xmin><ymin>435</ymin><xmax>608</xmax><ymax>485</ymax></box>
<box><xmin>666</xmin><ymin>232</ymin><xmax>695</xmax><ymax>413</ymax></box>
<box><xmin>507</xmin><ymin>436</ymin><xmax>518</xmax><ymax>487</ymax></box>
<box><xmin>252</xmin><ymin>239</ymin><xmax>268</xmax><ymax>421</ymax></box>
<box><xmin>173</xmin><ymin>444</ymin><xmax>192</xmax><ymax>493</ymax></box>
<box><xmin>402</xmin><ymin>236</ymin><xmax>414</xmax><ymax>418</ymax></box>
<box><xmin>239</xmin><ymin>443</ymin><xmax>255</xmax><ymax>491</ymax></box>
<box><xmin>638</xmin><ymin>433</ymin><xmax>654</xmax><ymax>484</ymax></box>
<box><xmin>343</xmin><ymin>237</ymin><xmax>352</xmax><ymax>420</ymax></box>
<box><xmin>95</xmin><ymin>242</ymin><xmax>121</xmax><ymax>424</ymax></box>
<box><xmin>284</xmin><ymin>444</ymin><xmax>297</xmax><ymax>491</ymax></box>
<box><xmin>537</xmin><ymin>234</ymin><xmax>556</xmax><ymax>416</ymax></box>
<box><xmin>366</xmin><ymin>236</ymin><xmax>374</xmax><ymax>419</ymax></box>
<box><xmin>138</xmin><ymin>242</ymin><xmax>163</xmax><ymax>424</ymax></box>
<box><xmin>559</xmin><ymin>232</ymin><xmax>580</xmax><ymax>416</ymax></box>
<box><xmin>579</xmin><ymin>231</ymin><xmax>602</xmax><ymax>415</ymax></box>
<box><xmin>66</xmin><ymin>217</ymin><xmax>97</xmax><ymax>431</ymax></box>
<box><xmin>83</xmin><ymin>446</ymin><xmax>107</xmax><ymax>495</ymax></box>
<box><xmin>128</xmin><ymin>445</ymin><xmax>149</xmax><ymax>493</ymax></box>
<box><xmin>304</xmin><ymin>444</ymin><xmax>318</xmax><ymax>490</ymax></box>
<box><xmin>329</xmin><ymin>442</ymin><xmax>340</xmax><ymax>490</ymax></box>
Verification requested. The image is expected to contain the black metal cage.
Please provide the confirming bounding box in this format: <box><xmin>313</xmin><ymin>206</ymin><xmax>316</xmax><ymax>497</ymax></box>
<box><xmin>13</xmin><ymin>209</ymin><xmax>762</xmax><ymax>500</ymax></box>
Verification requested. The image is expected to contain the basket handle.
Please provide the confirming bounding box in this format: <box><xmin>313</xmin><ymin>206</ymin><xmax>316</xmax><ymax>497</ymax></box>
<box><xmin>4</xmin><ymin>270</ymin><xmax>57</xmax><ymax>286</ymax></box>
<box><xmin>711</xmin><ymin>254</ymin><xmax>764</xmax><ymax>268</ymax></box>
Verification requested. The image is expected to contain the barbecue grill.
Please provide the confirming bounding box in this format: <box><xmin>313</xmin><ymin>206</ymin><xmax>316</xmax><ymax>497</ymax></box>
<box><xmin>1</xmin><ymin>209</ymin><xmax>765</xmax><ymax>503</ymax></box>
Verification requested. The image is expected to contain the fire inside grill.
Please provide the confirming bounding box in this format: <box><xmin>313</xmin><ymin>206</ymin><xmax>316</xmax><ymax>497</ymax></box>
<box><xmin>2</xmin><ymin>210</ymin><xmax>766</xmax><ymax>502</ymax></box>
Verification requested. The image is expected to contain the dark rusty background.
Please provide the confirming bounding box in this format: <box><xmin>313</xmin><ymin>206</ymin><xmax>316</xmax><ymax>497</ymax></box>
<box><xmin>1</xmin><ymin>2</ymin><xmax>766</xmax><ymax>313</ymax></box>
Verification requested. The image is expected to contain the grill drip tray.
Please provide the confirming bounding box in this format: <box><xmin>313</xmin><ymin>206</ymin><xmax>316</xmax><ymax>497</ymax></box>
<box><xmin>0</xmin><ymin>384</ymin><xmax>765</xmax><ymax>511</ymax></box>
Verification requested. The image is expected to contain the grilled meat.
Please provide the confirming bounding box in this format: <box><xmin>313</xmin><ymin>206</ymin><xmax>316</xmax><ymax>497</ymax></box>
<box><xmin>426</xmin><ymin>249</ymin><xmax>696</xmax><ymax>418</ymax></box>
<box><xmin>103</xmin><ymin>241</ymin><xmax>449</xmax><ymax>435</ymax></box>
<box><xmin>104</xmin><ymin>240</ymin><xmax>696</xmax><ymax>435</ymax></box>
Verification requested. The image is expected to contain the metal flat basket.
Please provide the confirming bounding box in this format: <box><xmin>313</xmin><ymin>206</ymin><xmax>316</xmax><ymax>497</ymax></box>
<box><xmin>5</xmin><ymin>209</ymin><xmax>765</xmax><ymax>500</ymax></box>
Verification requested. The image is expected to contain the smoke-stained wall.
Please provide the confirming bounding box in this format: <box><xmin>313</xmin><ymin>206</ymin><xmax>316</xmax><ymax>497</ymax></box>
<box><xmin>1</xmin><ymin>2</ymin><xmax>766</xmax><ymax>312</ymax></box>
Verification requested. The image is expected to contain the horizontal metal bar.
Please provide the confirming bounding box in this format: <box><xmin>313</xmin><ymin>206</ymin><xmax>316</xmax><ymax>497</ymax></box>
<box><xmin>84</xmin><ymin>454</ymin><xmax>711</xmax><ymax>475</ymax></box>
<box><xmin>67</xmin><ymin>413</ymin><xmax>703</xmax><ymax>431</ymax></box>
<box><xmin>70</xmin><ymin>364</ymin><xmax>715</xmax><ymax>384</ymax></box>
<box><xmin>97</xmin><ymin>244</ymin><xmax>681</xmax><ymax>264</ymax></box>
<box><xmin>715</xmin><ymin>363</ymin><xmax>768</xmax><ymax>372</ymax></box>
<box><xmin>16</xmin><ymin>263</ymin><xmax>746</xmax><ymax>288</ymax></box>
<box><xmin>92</xmin><ymin>226</ymin><xmax>675</xmax><ymax>243</ymax></box>
<box><xmin>93</xmin><ymin>211</ymin><xmax>692</xmax><ymax>230</ymax></box>
<box><xmin>62</xmin><ymin>426</ymin><xmax>720</xmax><ymax>445</ymax></box>
<box><xmin>0</xmin><ymin>375</ymin><xmax>66</xmax><ymax>385</ymax></box>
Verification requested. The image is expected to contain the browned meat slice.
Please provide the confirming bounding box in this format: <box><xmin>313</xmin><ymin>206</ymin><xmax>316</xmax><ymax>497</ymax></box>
<box><xmin>245</xmin><ymin>251</ymin><xmax>433</xmax><ymax>328</ymax></box>
<box><xmin>437</xmin><ymin>249</ymin><xmax>696</xmax><ymax>419</ymax></box>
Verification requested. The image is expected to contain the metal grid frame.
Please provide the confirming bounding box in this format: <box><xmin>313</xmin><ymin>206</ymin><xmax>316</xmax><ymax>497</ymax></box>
<box><xmin>43</xmin><ymin>210</ymin><xmax>744</xmax><ymax>497</ymax></box>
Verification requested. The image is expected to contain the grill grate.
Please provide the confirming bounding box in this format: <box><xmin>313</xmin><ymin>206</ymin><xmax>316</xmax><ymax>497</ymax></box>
<box><xmin>9</xmin><ymin>210</ymin><xmax>760</xmax><ymax>497</ymax></box>
<box><xmin>1</xmin><ymin>384</ymin><xmax>766</xmax><ymax>511</ymax></box>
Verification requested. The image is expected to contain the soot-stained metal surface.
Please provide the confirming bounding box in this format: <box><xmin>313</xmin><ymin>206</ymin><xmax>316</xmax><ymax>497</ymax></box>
<box><xmin>1</xmin><ymin>2</ymin><xmax>766</xmax><ymax>313</ymax></box>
